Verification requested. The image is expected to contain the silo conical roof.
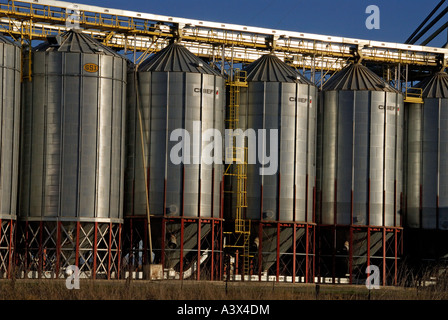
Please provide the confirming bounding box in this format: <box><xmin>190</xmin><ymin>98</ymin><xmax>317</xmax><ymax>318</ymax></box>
<box><xmin>34</xmin><ymin>29</ymin><xmax>123</xmax><ymax>57</ymax></box>
<box><xmin>244</xmin><ymin>53</ymin><xmax>313</xmax><ymax>84</ymax></box>
<box><xmin>138</xmin><ymin>43</ymin><xmax>221</xmax><ymax>76</ymax></box>
<box><xmin>323</xmin><ymin>63</ymin><xmax>399</xmax><ymax>92</ymax></box>
<box><xmin>413</xmin><ymin>71</ymin><xmax>448</xmax><ymax>98</ymax></box>
<box><xmin>0</xmin><ymin>34</ymin><xmax>17</xmax><ymax>46</ymax></box>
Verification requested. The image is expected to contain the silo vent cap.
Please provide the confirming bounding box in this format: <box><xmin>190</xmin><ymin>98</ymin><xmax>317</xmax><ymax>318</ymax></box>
<box><xmin>47</xmin><ymin>34</ymin><xmax>63</xmax><ymax>46</ymax></box>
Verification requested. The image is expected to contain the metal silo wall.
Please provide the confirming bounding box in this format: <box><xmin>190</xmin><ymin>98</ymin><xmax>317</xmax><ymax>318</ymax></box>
<box><xmin>241</xmin><ymin>81</ymin><xmax>317</xmax><ymax>222</ymax></box>
<box><xmin>405</xmin><ymin>98</ymin><xmax>448</xmax><ymax>230</ymax></box>
<box><xmin>318</xmin><ymin>90</ymin><xmax>403</xmax><ymax>227</ymax></box>
<box><xmin>125</xmin><ymin>70</ymin><xmax>225</xmax><ymax>218</ymax></box>
<box><xmin>0</xmin><ymin>40</ymin><xmax>20</xmax><ymax>221</ymax></box>
<box><xmin>403</xmin><ymin>102</ymin><xmax>422</xmax><ymax>229</ymax></box>
<box><xmin>396</xmin><ymin>93</ymin><xmax>404</xmax><ymax>227</ymax></box>
<box><xmin>20</xmin><ymin>51</ymin><xmax>126</xmax><ymax>223</ymax></box>
<box><xmin>437</xmin><ymin>98</ymin><xmax>448</xmax><ymax>229</ymax></box>
<box><xmin>422</xmin><ymin>99</ymin><xmax>438</xmax><ymax>229</ymax></box>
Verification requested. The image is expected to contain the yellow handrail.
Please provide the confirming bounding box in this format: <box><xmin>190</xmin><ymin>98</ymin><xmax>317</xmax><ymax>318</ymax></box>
<box><xmin>404</xmin><ymin>87</ymin><xmax>423</xmax><ymax>104</ymax></box>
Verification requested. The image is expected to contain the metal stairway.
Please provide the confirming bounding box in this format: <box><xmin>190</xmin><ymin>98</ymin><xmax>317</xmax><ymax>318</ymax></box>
<box><xmin>223</xmin><ymin>70</ymin><xmax>252</xmax><ymax>279</ymax></box>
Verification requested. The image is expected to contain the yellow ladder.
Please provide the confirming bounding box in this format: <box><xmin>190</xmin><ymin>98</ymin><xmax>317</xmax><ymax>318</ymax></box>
<box><xmin>224</xmin><ymin>69</ymin><xmax>252</xmax><ymax>279</ymax></box>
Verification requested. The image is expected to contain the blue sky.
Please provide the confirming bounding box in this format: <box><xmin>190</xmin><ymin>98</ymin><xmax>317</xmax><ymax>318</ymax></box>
<box><xmin>72</xmin><ymin>0</ymin><xmax>447</xmax><ymax>47</ymax></box>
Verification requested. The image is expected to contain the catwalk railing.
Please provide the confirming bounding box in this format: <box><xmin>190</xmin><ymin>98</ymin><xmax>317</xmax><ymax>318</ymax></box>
<box><xmin>0</xmin><ymin>0</ymin><xmax>446</xmax><ymax>75</ymax></box>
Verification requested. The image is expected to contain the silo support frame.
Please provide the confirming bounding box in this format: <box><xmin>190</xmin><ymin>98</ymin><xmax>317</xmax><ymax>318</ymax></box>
<box><xmin>316</xmin><ymin>225</ymin><xmax>403</xmax><ymax>285</ymax></box>
<box><xmin>15</xmin><ymin>221</ymin><xmax>122</xmax><ymax>279</ymax></box>
<box><xmin>122</xmin><ymin>216</ymin><xmax>223</xmax><ymax>281</ymax></box>
<box><xmin>234</xmin><ymin>221</ymin><xmax>315</xmax><ymax>283</ymax></box>
<box><xmin>0</xmin><ymin>219</ymin><xmax>15</xmax><ymax>279</ymax></box>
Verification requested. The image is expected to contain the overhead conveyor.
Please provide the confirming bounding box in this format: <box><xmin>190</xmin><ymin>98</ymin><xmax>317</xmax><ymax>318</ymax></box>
<box><xmin>0</xmin><ymin>0</ymin><xmax>447</xmax><ymax>79</ymax></box>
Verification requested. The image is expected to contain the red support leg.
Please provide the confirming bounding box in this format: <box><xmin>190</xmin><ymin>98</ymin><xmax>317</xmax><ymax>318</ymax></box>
<box><xmin>0</xmin><ymin>219</ymin><xmax>4</xmax><ymax>278</ymax></box>
<box><xmin>8</xmin><ymin>220</ymin><xmax>13</xmax><ymax>279</ymax></box>
<box><xmin>312</xmin><ymin>225</ymin><xmax>315</xmax><ymax>282</ymax></box>
<box><xmin>10</xmin><ymin>220</ymin><xmax>15</xmax><ymax>279</ymax></box>
<box><xmin>118</xmin><ymin>224</ymin><xmax>122</xmax><ymax>279</ymax></box>
<box><xmin>349</xmin><ymin>227</ymin><xmax>353</xmax><ymax>284</ymax></box>
<box><xmin>219</xmin><ymin>220</ymin><xmax>223</xmax><ymax>281</ymax></box>
<box><xmin>93</xmin><ymin>222</ymin><xmax>98</xmax><ymax>280</ymax></box>
<box><xmin>332</xmin><ymin>226</ymin><xmax>336</xmax><ymax>284</ymax></box>
<box><xmin>161</xmin><ymin>217</ymin><xmax>166</xmax><ymax>270</ymax></box>
<box><xmin>258</xmin><ymin>223</ymin><xmax>263</xmax><ymax>281</ymax></box>
<box><xmin>180</xmin><ymin>218</ymin><xmax>184</xmax><ymax>281</ymax></box>
<box><xmin>24</xmin><ymin>221</ymin><xmax>29</xmax><ymax>276</ymax></box>
<box><xmin>211</xmin><ymin>220</ymin><xmax>215</xmax><ymax>281</ymax></box>
<box><xmin>197</xmin><ymin>219</ymin><xmax>201</xmax><ymax>280</ymax></box>
<box><xmin>383</xmin><ymin>228</ymin><xmax>386</xmax><ymax>286</ymax></box>
<box><xmin>293</xmin><ymin>224</ymin><xmax>296</xmax><ymax>283</ymax></box>
<box><xmin>276</xmin><ymin>223</ymin><xmax>280</xmax><ymax>282</ymax></box>
<box><xmin>394</xmin><ymin>228</ymin><xmax>398</xmax><ymax>285</ymax></box>
<box><xmin>129</xmin><ymin>218</ymin><xmax>133</xmax><ymax>269</ymax></box>
<box><xmin>75</xmin><ymin>222</ymin><xmax>80</xmax><ymax>270</ymax></box>
<box><xmin>0</xmin><ymin>219</ymin><xmax>3</xmax><ymax>277</ymax></box>
<box><xmin>39</xmin><ymin>221</ymin><xmax>43</xmax><ymax>279</ymax></box>
<box><xmin>108</xmin><ymin>222</ymin><xmax>112</xmax><ymax>280</ymax></box>
<box><xmin>367</xmin><ymin>227</ymin><xmax>371</xmax><ymax>271</ymax></box>
<box><xmin>305</xmin><ymin>224</ymin><xmax>309</xmax><ymax>283</ymax></box>
<box><xmin>56</xmin><ymin>221</ymin><xmax>61</xmax><ymax>279</ymax></box>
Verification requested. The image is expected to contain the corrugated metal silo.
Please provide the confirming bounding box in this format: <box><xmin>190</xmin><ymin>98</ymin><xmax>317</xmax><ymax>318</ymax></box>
<box><xmin>124</xmin><ymin>43</ymin><xmax>225</xmax><ymax>280</ymax></box>
<box><xmin>317</xmin><ymin>63</ymin><xmax>404</xmax><ymax>284</ymax></box>
<box><xmin>0</xmin><ymin>34</ymin><xmax>20</xmax><ymax>278</ymax></box>
<box><xmin>234</xmin><ymin>54</ymin><xmax>317</xmax><ymax>282</ymax></box>
<box><xmin>404</xmin><ymin>71</ymin><xmax>448</xmax><ymax>264</ymax></box>
<box><xmin>18</xmin><ymin>30</ymin><xmax>127</xmax><ymax>279</ymax></box>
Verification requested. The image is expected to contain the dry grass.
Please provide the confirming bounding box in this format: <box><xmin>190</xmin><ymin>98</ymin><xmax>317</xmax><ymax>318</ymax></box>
<box><xmin>2</xmin><ymin>264</ymin><xmax>448</xmax><ymax>300</ymax></box>
<box><xmin>0</xmin><ymin>278</ymin><xmax>447</xmax><ymax>300</ymax></box>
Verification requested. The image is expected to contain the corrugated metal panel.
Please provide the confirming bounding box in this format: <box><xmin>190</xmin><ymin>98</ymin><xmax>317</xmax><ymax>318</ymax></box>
<box><xmin>240</xmin><ymin>55</ymin><xmax>317</xmax><ymax>223</ymax></box>
<box><xmin>0</xmin><ymin>35</ymin><xmax>20</xmax><ymax>221</ymax></box>
<box><xmin>404</xmin><ymin>73</ymin><xmax>448</xmax><ymax>231</ymax></box>
<box><xmin>139</xmin><ymin>43</ymin><xmax>221</xmax><ymax>75</ymax></box>
<box><xmin>34</xmin><ymin>29</ymin><xmax>123</xmax><ymax>57</ymax></box>
<box><xmin>319</xmin><ymin>65</ymin><xmax>404</xmax><ymax>227</ymax></box>
<box><xmin>244</xmin><ymin>54</ymin><xmax>313</xmax><ymax>84</ymax></box>
<box><xmin>125</xmin><ymin>44</ymin><xmax>225</xmax><ymax>218</ymax></box>
<box><xmin>323</xmin><ymin>63</ymin><xmax>399</xmax><ymax>92</ymax></box>
<box><xmin>405</xmin><ymin>99</ymin><xmax>448</xmax><ymax>230</ymax></box>
<box><xmin>20</xmin><ymin>32</ymin><xmax>127</xmax><ymax>223</ymax></box>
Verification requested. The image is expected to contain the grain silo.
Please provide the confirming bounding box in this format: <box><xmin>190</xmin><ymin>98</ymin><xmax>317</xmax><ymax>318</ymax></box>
<box><xmin>404</xmin><ymin>71</ymin><xmax>448</xmax><ymax>266</ymax></box>
<box><xmin>124</xmin><ymin>42</ymin><xmax>225</xmax><ymax>280</ymax></box>
<box><xmin>0</xmin><ymin>34</ymin><xmax>20</xmax><ymax>278</ymax></box>
<box><xmin>227</xmin><ymin>54</ymin><xmax>317</xmax><ymax>282</ymax></box>
<box><xmin>317</xmin><ymin>62</ymin><xmax>404</xmax><ymax>285</ymax></box>
<box><xmin>18</xmin><ymin>30</ymin><xmax>127</xmax><ymax>279</ymax></box>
